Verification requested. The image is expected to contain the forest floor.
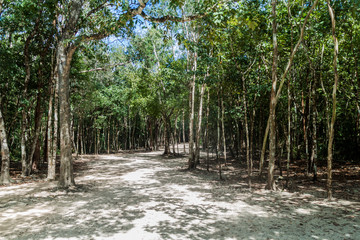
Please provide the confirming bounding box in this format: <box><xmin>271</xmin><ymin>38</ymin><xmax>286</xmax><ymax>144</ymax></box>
<box><xmin>0</xmin><ymin>147</ymin><xmax>360</xmax><ymax>240</ymax></box>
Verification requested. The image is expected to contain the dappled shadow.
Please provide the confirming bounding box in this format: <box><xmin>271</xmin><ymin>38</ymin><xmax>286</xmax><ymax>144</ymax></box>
<box><xmin>1</xmin><ymin>150</ymin><xmax>359</xmax><ymax>240</ymax></box>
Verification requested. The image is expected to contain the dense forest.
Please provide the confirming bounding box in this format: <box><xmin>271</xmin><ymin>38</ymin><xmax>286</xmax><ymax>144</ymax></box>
<box><xmin>0</xmin><ymin>0</ymin><xmax>359</xmax><ymax>202</ymax></box>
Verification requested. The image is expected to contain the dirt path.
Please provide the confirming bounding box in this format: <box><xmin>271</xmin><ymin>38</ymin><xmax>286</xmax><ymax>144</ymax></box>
<box><xmin>1</xmin><ymin>150</ymin><xmax>359</xmax><ymax>240</ymax></box>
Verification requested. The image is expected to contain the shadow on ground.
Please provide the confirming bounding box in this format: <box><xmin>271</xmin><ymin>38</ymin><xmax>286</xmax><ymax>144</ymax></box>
<box><xmin>0</xmin><ymin>150</ymin><xmax>359</xmax><ymax>240</ymax></box>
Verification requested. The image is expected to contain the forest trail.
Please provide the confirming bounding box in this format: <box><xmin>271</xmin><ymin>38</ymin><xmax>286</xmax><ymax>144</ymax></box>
<box><xmin>0</xmin><ymin>150</ymin><xmax>359</xmax><ymax>240</ymax></box>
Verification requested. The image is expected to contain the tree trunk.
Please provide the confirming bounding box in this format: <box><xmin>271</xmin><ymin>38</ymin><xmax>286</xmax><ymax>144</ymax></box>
<box><xmin>182</xmin><ymin>110</ymin><xmax>186</xmax><ymax>153</ymax></box>
<box><xmin>242</xmin><ymin>78</ymin><xmax>251</xmax><ymax>188</ymax></box>
<box><xmin>47</xmin><ymin>74</ymin><xmax>54</xmax><ymax>180</ymax></box>
<box><xmin>205</xmin><ymin>89</ymin><xmax>210</xmax><ymax>172</ymax></box>
<box><xmin>21</xmin><ymin>22</ymin><xmax>38</xmax><ymax>177</ymax></box>
<box><xmin>188</xmin><ymin>52</ymin><xmax>197</xmax><ymax>169</ymax></box>
<box><xmin>29</xmin><ymin>89</ymin><xmax>43</xmax><ymax>172</ymax></box>
<box><xmin>49</xmin><ymin>66</ymin><xmax>59</xmax><ymax>180</ymax></box>
<box><xmin>310</xmin><ymin>77</ymin><xmax>318</xmax><ymax>181</ymax></box>
<box><xmin>163</xmin><ymin>115</ymin><xmax>171</xmax><ymax>155</ymax></box>
<box><xmin>267</xmin><ymin>0</ymin><xmax>278</xmax><ymax>190</ymax></box>
<box><xmin>259</xmin><ymin>118</ymin><xmax>269</xmax><ymax>177</ymax></box>
<box><xmin>260</xmin><ymin>0</ymin><xmax>318</xmax><ymax>183</ymax></box>
<box><xmin>0</xmin><ymin>102</ymin><xmax>11</xmax><ymax>184</ymax></box>
<box><xmin>195</xmin><ymin>83</ymin><xmax>206</xmax><ymax>166</ymax></box>
<box><xmin>326</xmin><ymin>1</ymin><xmax>339</xmax><ymax>200</ymax></box>
<box><xmin>58</xmin><ymin>39</ymin><xmax>76</xmax><ymax>188</ymax></box>
<box><xmin>221</xmin><ymin>87</ymin><xmax>227</xmax><ymax>166</ymax></box>
<box><xmin>107</xmin><ymin>120</ymin><xmax>110</xmax><ymax>154</ymax></box>
<box><xmin>286</xmin><ymin>1</ymin><xmax>293</xmax><ymax>186</ymax></box>
<box><xmin>217</xmin><ymin>88</ymin><xmax>222</xmax><ymax>180</ymax></box>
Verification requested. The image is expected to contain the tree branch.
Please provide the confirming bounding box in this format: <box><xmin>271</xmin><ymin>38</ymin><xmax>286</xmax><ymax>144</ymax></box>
<box><xmin>140</xmin><ymin>0</ymin><xmax>225</xmax><ymax>23</ymax></box>
<box><xmin>80</xmin><ymin>62</ymin><xmax>129</xmax><ymax>73</ymax></box>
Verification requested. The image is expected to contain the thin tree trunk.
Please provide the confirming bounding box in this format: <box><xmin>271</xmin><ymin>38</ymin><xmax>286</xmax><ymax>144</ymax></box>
<box><xmin>242</xmin><ymin>79</ymin><xmax>251</xmax><ymax>188</ymax></box>
<box><xmin>267</xmin><ymin>0</ymin><xmax>278</xmax><ymax>190</ymax></box>
<box><xmin>29</xmin><ymin>89</ymin><xmax>43</xmax><ymax>172</ymax></box>
<box><xmin>286</xmin><ymin>1</ymin><xmax>293</xmax><ymax>186</ymax></box>
<box><xmin>217</xmin><ymin>88</ymin><xmax>222</xmax><ymax>180</ymax></box>
<box><xmin>310</xmin><ymin>74</ymin><xmax>318</xmax><ymax>181</ymax></box>
<box><xmin>163</xmin><ymin>115</ymin><xmax>171</xmax><ymax>155</ymax></box>
<box><xmin>47</xmin><ymin>74</ymin><xmax>54</xmax><ymax>179</ymax></box>
<box><xmin>326</xmin><ymin>1</ymin><xmax>339</xmax><ymax>200</ymax></box>
<box><xmin>107</xmin><ymin>119</ymin><xmax>110</xmax><ymax>154</ymax></box>
<box><xmin>205</xmin><ymin>88</ymin><xmax>210</xmax><ymax>172</ymax></box>
<box><xmin>260</xmin><ymin>0</ymin><xmax>319</xmax><ymax>183</ymax></box>
<box><xmin>195</xmin><ymin>83</ymin><xmax>206</xmax><ymax>166</ymax></box>
<box><xmin>221</xmin><ymin>87</ymin><xmax>227</xmax><ymax>166</ymax></box>
<box><xmin>259</xmin><ymin>118</ymin><xmax>269</xmax><ymax>176</ymax></box>
<box><xmin>182</xmin><ymin>110</ymin><xmax>186</xmax><ymax>153</ymax></box>
<box><xmin>188</xmin><ymin>52</ymin><xmax>197</xmax><ymax>169</ymax></box>
<box><xmin>21</xmin><ymin>22</ymin><xmax>38</xmax><ymax>177</ymax></box>
<box><xmin>49</xmin><ymin>66</ymin><xmax>59</xmax><ymax>180</ymax></box>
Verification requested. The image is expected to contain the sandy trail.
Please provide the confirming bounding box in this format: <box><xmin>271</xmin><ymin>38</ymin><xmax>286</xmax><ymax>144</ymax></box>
<box><xmin>0</xmin><ymin>150</ymin><xmax>359</xmax><ymax>240</ymax></box>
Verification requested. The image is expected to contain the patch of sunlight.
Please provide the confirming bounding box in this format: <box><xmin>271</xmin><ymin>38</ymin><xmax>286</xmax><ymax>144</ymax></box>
<box><xmin>2</xmin><ymin>204</ymin><xmax>52</xmax><ymax>219</ymax></box>
<box><xmin>99</xmin><ymin>155</ymin><xmax>126</xmax><ymax>161</ymax></box>
<box><xmin>121</xmin><ymin>168</ymin><xmax>160</xmax><ymax>184</ymax></box>
<box><xmin>294</xmin><ymin>208</ymin><xmax>316</xmax><ymax>215</ymax></box>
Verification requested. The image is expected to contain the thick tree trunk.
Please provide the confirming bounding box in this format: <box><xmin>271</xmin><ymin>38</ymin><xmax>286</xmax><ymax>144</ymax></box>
<box><xmin>326</xmin><ymin>1</ymin><xmax>339</xmax><ymax>200</ymax></box>
<box><xmin>58</xmin><ymin>40</ymin><xmax>76</xmax><ymax>188</ymax></box>
<box><xmin>0</xmin><ymin>103</ymin><xmax>11</xmax><ymax>184</ymax></box>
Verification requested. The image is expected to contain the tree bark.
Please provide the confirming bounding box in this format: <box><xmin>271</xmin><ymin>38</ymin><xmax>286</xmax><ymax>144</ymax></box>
<box><xmin>267</xmin><ymin>0</ymin><xmax>278</xmax><ymax>190</ymax></box>
<box><xmin>194</xmin><ymin>83</ymin><xmax>206</xmax><ymax>165</ymax></box>
<box><xmin>182</xmin><ymin>110</ymin><xmax>186</xmax><ymax>153</ymax></box>
<box><xmin>221</xmin><ymin>87</ymin><xmax>227</xmax><ymax>166</ymax></box>
<box><xmin>58</xmin><ymin>39</ymin><xmax>76</xmax><ymax>188</ymax></box>
<box><xmin>21</xmin><ymin>21</ymin><xmax>39</xmax><ymax>177</ymax></box>
<box><xmin>0</xmin><ymin>101</ymin><xmax>11</xmax><ymax>184</ymax></box>
<box><xmin>29</xmin><ymin>88</ymin><xmax>43</xmax><ymax>172</ymax></box>
<box><xmin>49</xmin><ymin>65</ymin><xmax>59</xmax><ymax>180</ymax></box>
<box><xmin>326</xmin><ymin>1</ymin><xmax>339</xmax><ymax>200</ymax></box>
<box><xmin>47</xmin><ymin>73</ymin><xmax>54</xmax><ymax>179</ymax></box>
<box><xmin>242</xmin><ymin>79</ymin><xmax>251</xmax><ymax>188</ymax></box>
<box><xmin>217</xmin><ymin>88</ymin><xmax>222</xmax><ymax>180</ymax></box>
<box><xmin>188</xmin><ymin>52</ymin><xmax>197</xmax><ymax>169</ymax></box>
<box><xmin>205</xmin><ymin>88</ymin><xmax>210</xmax><ymax>172</ymax></box>
<box><xmin>260</xmin><ymin>0</ymin><xmax>318</xmax><ymax>183</ymax></box>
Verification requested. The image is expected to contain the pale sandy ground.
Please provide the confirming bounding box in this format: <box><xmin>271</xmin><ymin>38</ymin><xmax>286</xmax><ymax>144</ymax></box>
<box><xmin>0</xmin><ymin>149</ymin><xmax>359</xmax><ymax>240</ymax></box>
